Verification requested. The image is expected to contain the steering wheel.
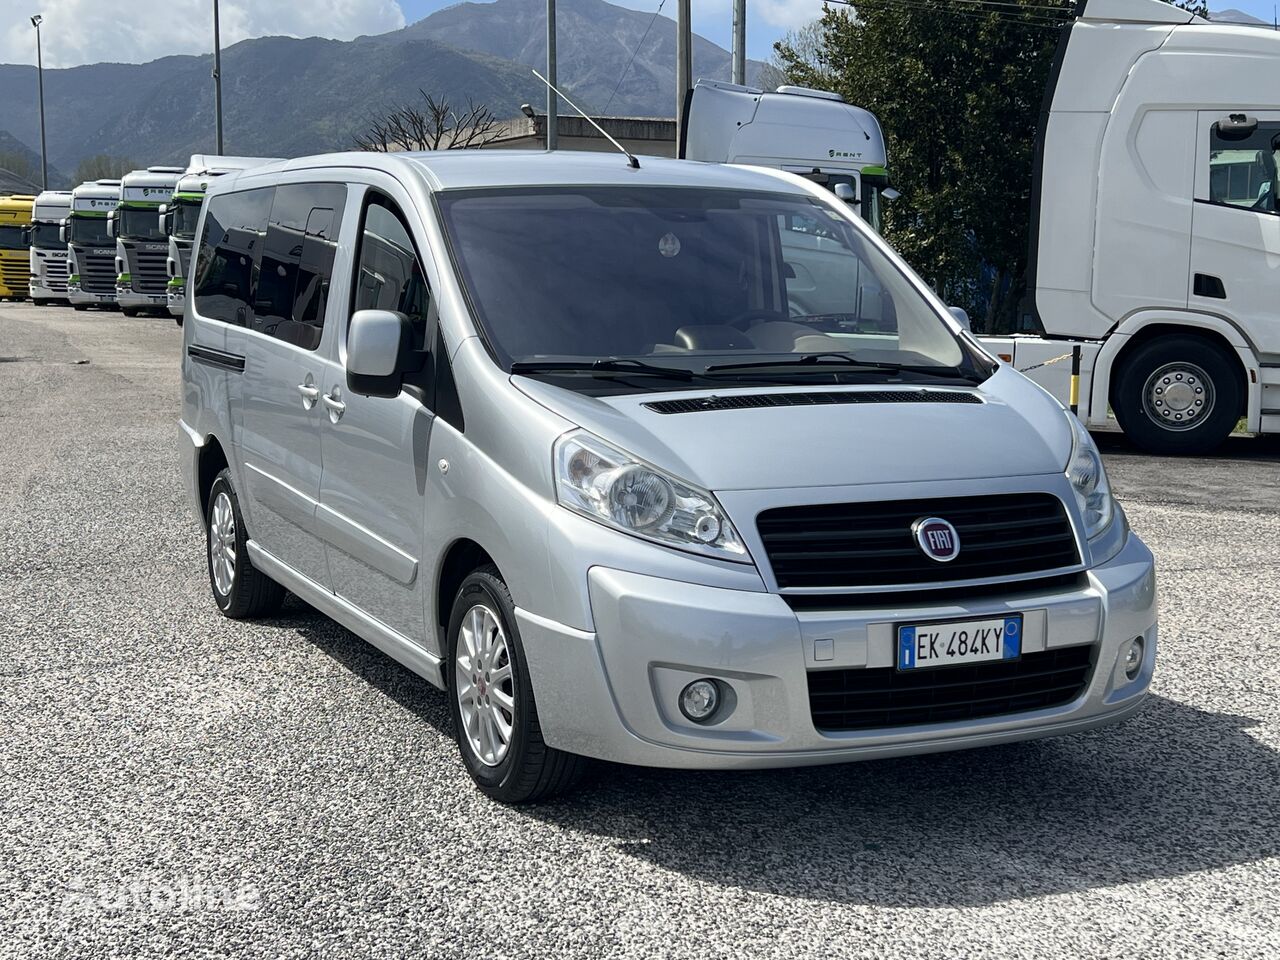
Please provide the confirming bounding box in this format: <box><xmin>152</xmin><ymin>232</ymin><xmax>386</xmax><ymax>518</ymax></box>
<box><xmin>727</xmin><ymin>308</ymin><xmax>791</xmax><ymax>332</ymax></box>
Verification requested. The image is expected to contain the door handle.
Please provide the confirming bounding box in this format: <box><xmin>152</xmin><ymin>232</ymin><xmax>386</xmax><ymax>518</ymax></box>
<box><xmin>322</xmin><ymin>389</ymin><xmax>346</xmax><ymax>421</ymax></box>
<box><xmin>297</xmin><ymin>382</ymin><xmax>320</xmax><ymax>410</ymax></box>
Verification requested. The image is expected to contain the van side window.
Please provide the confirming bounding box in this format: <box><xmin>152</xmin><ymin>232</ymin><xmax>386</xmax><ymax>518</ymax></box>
<box><xmin>251</xmin><ymin>183</ymin><xmax>347</xmax><ymax>350</ymax></box>
<box><xmin>1209</xmin><ymin>121</ymin><xmax>1280</xmax><ymax>213</ymax></box>
<box><xmin>192</xmin><ymin>187</ymin><xmax>274</xmax><ymax>326</ymax></box>
<box><xmin>352</xmin><ymin>198</ymin><xmax>431</xmax><ymax>349</ymax></box>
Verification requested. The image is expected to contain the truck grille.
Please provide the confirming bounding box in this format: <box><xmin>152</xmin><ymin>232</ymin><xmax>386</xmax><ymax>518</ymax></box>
<box><xmin>0</xmin><ymin>259</ymin><xmax>29</xmax><ymax>295</ymax></box>
<box><xmin>78</xmin><ymin>253</ymin><xmax>116</xmax><ymax>294</ymax></box>
<box><xmin>130</xmin><ymin>249</ymin><xmax>169</xmax><ymax>295</ymax></box>
<box><xmin>42</xmin><ymin>258</ymin><xmax>68</xmax><ymax>293</ymax></box>
<box><xmin>757</xmin><ymin>493</ymin><xmax>1080</xmax><ymax>589</ymax></box>
<box><xmin>808</xmin><ymin>644</ymin><xmax>1094</xmax><ymax>731</ymax></box>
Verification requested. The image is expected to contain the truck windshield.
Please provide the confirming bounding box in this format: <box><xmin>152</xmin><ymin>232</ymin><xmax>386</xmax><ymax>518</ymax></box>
<box><xmin>173</xmin><ymin>199</ymin><xmax>202</xmax><ymax>239</ymax></box>
<box><xmin>30</xmin><ymin>223</ymin><xmax>64</xmax><ymax>250</ymax></box>
<box><xmin>119</xmin><ymin>207</ymin><xmax>165</xmax><ymax>242</ymax></box>
<box><xmin>68</xmin><ymin>216</ymin><xmax>111</xmax><ymax>246</ymax></box>
<box><xmin>437</xmin><ymin>186</ymin><xmax>985</xmax><ymax>387</ymax></box>
<box><xmin>0</xmin><ymin>225</ymin><xmax>25</xmax><ymax>250</ymax></box>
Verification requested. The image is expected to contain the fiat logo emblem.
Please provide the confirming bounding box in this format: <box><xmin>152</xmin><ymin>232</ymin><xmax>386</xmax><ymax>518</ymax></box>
<box><xmin>912</xmin><ymin>517</ymin><xmax>960</xmax><ymax>562</ymax></box>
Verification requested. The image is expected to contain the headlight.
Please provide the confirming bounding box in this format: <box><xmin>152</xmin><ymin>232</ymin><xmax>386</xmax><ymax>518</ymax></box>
<box><xmin>554</xmin><ymin>430</ymin><xmax>749</xmax><ymax>562</ymax></box>
<box><xmin>1065</xmin><ymin>412</ymin><xmax>1114</xmax><ymax>539</ymax></box>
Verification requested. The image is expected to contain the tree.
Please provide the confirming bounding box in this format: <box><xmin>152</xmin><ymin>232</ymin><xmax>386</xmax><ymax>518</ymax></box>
<box><xmin>72</xmin><ymin>154</ymin><xmax>137</xmax><ymax>184</ymax></box>
<box><xmin>0</xmin><ymin>151</ymin><xmax>36</xmax><ymax>181</ymax></box>
<box><xmin>777</xmin><ymin>1</ymin><xmax>1075</xmax><ymax>331</ymax></box>
<box><xmin>353</xmin><ymin>91</ymin><xmax>503</xmax><ymax>152</ymax></box>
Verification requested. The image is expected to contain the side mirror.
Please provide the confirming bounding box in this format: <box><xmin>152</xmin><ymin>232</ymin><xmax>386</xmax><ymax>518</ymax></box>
<box><xmin>347</xmin><ymin>309</ymin><xmax>411</xmax><ymax>398</ymax></box>
<box><xmin>881</xmin><ymin>187</ymin><xmax>902</xmax><ymax>202</ymax></box>
<box><xmin>833</xmin><ymin>182</ymin><xmax>856</xmax><ymax>202</ymax></box>
<box><xmin>948</xmin><ymin>306</ymin><xmax>971</xmax><ymax>331</ymax></box>
<box><xmin>59</xmin><ymin>220</ymin><xmax>67</xmax><ymax>243</ymax></box>
<box><xmin>157</xmin><ymin>204</ymin><xmax>169</xmax><ymax>234</ymax></box>
<box><xmin>106</xmin><ymin>210</ymin><xmax>116</xmax><ymax>238</ymax></box>
<box><xmin>21</xmin><ymin>227</ymin><xmax>31</xmax><ymax>246</ymax></box>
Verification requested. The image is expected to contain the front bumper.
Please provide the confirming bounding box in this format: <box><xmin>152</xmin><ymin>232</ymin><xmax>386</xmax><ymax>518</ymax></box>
<box><xmin>117</xmin><ymin>285</ymin><xmax>167</xmax><ymax>309</ymax></box>
<box><xmin>519</xmin><ymin>531</ymin><xmax>1156</xmax><ymax>769</ymax></box>
<box><xmin>66</xmin><ymin>281</ymin><xmax>115</xmax><ymax>306</ymax></box>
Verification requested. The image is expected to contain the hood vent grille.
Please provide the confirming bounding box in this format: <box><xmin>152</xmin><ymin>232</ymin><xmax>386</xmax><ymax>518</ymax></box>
<box><xmin>643</xmin><ymin>389</ymin><xmax>982</xmax><ymax>415</ymax></box>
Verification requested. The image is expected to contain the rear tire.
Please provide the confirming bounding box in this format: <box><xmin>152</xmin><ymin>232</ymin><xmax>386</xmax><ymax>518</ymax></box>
<box><xmin>206</xmin><ymin>469</ymin><xmax>285</xmax><ymax>619</ymax></box>
<box><xmin>121</xmin><ymin>307</ymin><xmax>140</xmax><ymax>318</ymax></box>
<box><xmin>446</xmin><ymin>566</ymin><xmax>589</xmax><ymax>803</ymax></box>
<box><xmin>1113</xmin><ymin>334</ymin><xmax>1242</xmax><ymax>455</ymax></box>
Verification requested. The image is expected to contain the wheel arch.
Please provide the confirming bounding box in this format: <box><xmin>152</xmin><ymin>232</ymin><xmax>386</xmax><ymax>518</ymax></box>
<box><xmin>195</xmin><ymin>434</ymin><xmax>230</xmax><ymax>522</ymax></box>
<box><xmin>1093</xmin><ymin>313</ymin><xmax>1258</xmax><ymax>428</ymax></box>
<box><xmin>435</xmin><ymin>538</ymin><xmax>499</xmax><ymax>635</ymax></box>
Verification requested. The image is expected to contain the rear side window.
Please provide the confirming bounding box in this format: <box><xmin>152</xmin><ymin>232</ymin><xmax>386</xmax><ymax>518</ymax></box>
<box><xmin>252</xmin><ymin>183</ymin><xmax>347</xmax><ymax>350</ymax></box>
<box><xmin>192</xmin><ymin>187</ymin><xmax>273</xmax><ymax>326</ymax></box>
<box><xmin>352</xmin><ymin>198</ymin><xmax>431</xmax><ymax>349</ymax></box>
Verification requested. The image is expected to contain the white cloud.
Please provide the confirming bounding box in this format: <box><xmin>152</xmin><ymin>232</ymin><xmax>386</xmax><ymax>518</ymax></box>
<box><xmin>2</xmin><ymin>0</ymin><xmax>406</xmax><ymax>68</ymax></box>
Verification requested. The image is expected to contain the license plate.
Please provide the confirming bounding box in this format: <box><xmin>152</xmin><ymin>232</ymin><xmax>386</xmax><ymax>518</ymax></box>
<box><xmin>897</xmin><ymin>615</ymin><xmax>1022</xmax><ymax>671</ymax></box>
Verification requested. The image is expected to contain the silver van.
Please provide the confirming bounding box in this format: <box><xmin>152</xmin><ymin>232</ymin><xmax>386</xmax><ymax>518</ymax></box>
<box><xmin>180</xmin><ymin>152</ymin><xmax>1156</xmax><ymax>803</ymax></box>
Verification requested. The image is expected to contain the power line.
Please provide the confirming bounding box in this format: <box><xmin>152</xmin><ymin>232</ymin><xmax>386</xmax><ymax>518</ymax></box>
<box><xmin>603</xmin><ymin>0</ymin><xmax>667</xmax><ymax>116</ymax></box>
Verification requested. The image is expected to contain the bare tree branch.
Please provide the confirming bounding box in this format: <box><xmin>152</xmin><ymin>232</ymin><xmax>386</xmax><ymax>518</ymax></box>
<box><xmin>353</xmin><ymin>91</ymin><xmax>505</xmax><ymax>152</ymax></box>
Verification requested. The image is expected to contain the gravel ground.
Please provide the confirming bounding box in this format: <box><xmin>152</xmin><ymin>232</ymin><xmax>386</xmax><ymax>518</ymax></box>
<box><xmin>1</xmin><ymin>302</ymin><xmax>1277</xmax><ymax>959</ymax></box>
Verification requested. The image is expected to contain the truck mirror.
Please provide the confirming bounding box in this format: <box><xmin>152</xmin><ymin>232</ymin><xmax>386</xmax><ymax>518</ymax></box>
<box><xmin>833</xmin><ymin>182</ymin><xmax>856</xmax><ymax>202</ymax></box>
<box><xmin>948</xmin><ymin>306</ymin><xmax>971</xmax><ymax>331</ymax></box>
<box><xmin>1215</xmin><ymin>114</ymin><xmax>1258</xmax><ymax>142</ymax></box>
<box><xmin>21</xmin><ymin>227</ymin><xmax>31</xmax><ymax>246</ymax></box>
<box><xmin>106</xmin><ymin>211</ymin><xmax>116</xmax><ymax>238</ymax></box>
<box><xmin>59</xmin><ymin>222</ymin><xmax>66</xmax><ymax>243</ymax></box>
<box><xmin>882</xmin><ymin>187</ymin><xmax>902</xmax><ymax>202</ymax></box>
<box><xmin>157</xmin><ymin>204</ymin><xmax>168</xmax><ymax>234</ymax></box>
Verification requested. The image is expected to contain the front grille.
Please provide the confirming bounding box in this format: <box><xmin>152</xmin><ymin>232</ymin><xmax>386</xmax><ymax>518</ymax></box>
<box><xmin>78</xmin><ymin>253</ymin><xmax>116</xmax><ymax>294</ymax></box>
<box><xmin>808</xmin><ymin>644</ymin><xmax>1094</xmax><ymax>731</ymax></box>
<box><xmin>645</xmin><ymin>389</ymin><xmax>981</xmax><ymax>415</ymax></box>
<box><xmin>42</xmin><ymin>258</ymin><xmax>68</xmax><ymax>293</ymax></box>
<box><xmin>0</xmin><ymin>260</ymin><xmax>29</xmax><ymax>295</ymax></box>
<box><xmin>758</xmin><ymin>493</ymin><xmax>1080</xmax><ymax>589</ymax></box>
<box><xmin>131</xmin><ymin>249</ymin><xmax>168</xmax><ymax>295</ymax></box>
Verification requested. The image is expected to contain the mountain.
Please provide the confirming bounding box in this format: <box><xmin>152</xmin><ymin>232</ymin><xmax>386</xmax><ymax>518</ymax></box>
<box><xmin>390</xmin><ymin>0</ymin><xmax>768</xmax><ymax>116</ymax></box>
<box><xmin>0</xmin><ymin>129</ymin><xmax>62</xmax><ymax>192</ymax></box>
<box><xmin>1211</xmin><ymin>8</ymin><xmax>1270</xmax><ymax>23</ymax></box>
<box><xmin>0</xmin><ymin>0</ymin><xmax>762</xmax><ymax>175</ymax></box>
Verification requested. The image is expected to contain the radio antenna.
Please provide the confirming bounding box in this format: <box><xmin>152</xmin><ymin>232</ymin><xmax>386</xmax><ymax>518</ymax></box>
<box><xmin>532</xmin><ymin>69</ymin><xmax>640</xmax><ymax>169</ymax></box>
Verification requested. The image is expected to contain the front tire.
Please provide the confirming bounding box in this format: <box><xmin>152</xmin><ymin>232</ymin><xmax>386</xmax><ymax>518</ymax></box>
<box><xmin>73</xmin><ymin>304</ymin><xmax>88</xmax><ymax>312</ymax></box>
<box><xmin>446</xmin><ymin>567</ymin><xmax>589</xmax><ymax>803</ymax></box>
<box><xmin>121</xmin><ymin>307</ymin><xmax>140</xmax><ymax>318</ymax></box>
<box><xmin>206</xmin><ymin>469</ymin><xmax>285</xmax><ymax>619</ymax></box>
<box><xmin>1113</xmin><ymin>335</ymin><xmax>1242</xmax><ymax>455</ymax></box>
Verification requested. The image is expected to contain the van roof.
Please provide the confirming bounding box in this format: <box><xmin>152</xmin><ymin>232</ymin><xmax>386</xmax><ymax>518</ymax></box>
<box><xmin>213</xmin><ymin>150</ymin><xmax>814</xmax><ymax>195</ymax></box>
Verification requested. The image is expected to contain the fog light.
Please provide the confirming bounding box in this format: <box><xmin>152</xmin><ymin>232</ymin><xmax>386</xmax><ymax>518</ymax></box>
<box><xmin>679</xmin><ymin>679</ymin><xmax>720</xmax><ymax>722</ymax></box>
<box><xmin>1123</xmin><ymin>636</ymin><xmax>1145</xmax><ymax>681</ymax></box>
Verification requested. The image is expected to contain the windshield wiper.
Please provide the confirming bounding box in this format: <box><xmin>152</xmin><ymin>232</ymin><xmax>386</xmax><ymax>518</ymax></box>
<box><xmin>509</xmin><ymin>358</ymin><xmax>697</xmax><ymax>381</ymax></box>
<box><xmin>704</xmin><ymin>353</ymin><xmax>978</xmax><ymax>381</ymax></box>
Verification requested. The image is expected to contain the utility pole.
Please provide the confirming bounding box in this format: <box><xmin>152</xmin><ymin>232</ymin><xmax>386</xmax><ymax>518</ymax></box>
<box><xmin>675</xmin><ymin>0</ymin><xmax>692</xmax><ymax>149</ymax></box>
<box><xmin>731</xmin><ymin>0</ymin><xmax>746</xmax><ymax>86</ymax></box>
<box><xmin>30</xmin><ymin>15</ymin><xmax>47</xmax><ymax>190</ymax></box>
<box><xmin>213</xmin><ymin>0</ymin><xmax>224</xmax><ymax>154</ymax></box>
<box><xmin>546</xmin><ymin>0</ymin><xmax>558</xmax><ymax>151</ymax></box>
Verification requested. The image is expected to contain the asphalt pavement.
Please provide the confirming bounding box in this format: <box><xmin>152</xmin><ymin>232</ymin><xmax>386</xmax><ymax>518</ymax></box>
<box><xmin>1</xmin><ymin>302</ymin><xmax>1277</xmax><ymax>959</ymax></box>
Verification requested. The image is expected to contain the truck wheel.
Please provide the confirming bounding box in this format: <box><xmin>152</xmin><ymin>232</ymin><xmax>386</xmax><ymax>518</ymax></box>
<box><xmin>206</xmin><ymin>469</ymin><xmax>285</xmax><ymax>619</ymax></box>
<box><xmin>73</xmin><ymin>304</ymin><xmax>88</xmax><ymax>312</ymax></box>
<box><xmin>1114</xmin><ymin>335</ymin><xmax>1242</xmax><ymax>455</ymax></box>
<box><xmin>446</xmin><ymin>566</ymin><xmax>589</xmax><ymax>803</ymax></box>
<box><xmin>121</xmin><ymin>307</ymin><xmax>140</xmax><ymax>318</ymax></box>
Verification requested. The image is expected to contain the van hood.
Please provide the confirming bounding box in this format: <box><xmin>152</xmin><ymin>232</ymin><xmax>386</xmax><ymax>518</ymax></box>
<box><xmin>512</xmin><ymin>367</ymin><xmax>1073</xmax><ymax>492</ymax></box>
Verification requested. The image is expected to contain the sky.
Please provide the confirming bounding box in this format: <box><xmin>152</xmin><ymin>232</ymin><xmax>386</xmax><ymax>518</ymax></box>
<box><xmin>4</xmin><ymin>1</ymin><xmax>1276</xmax><ymax>70</ymax></box>
<box><xmin>1</xmin><ymin>0</ymin><xmax>817</xmax><ymax>69</ymax></box>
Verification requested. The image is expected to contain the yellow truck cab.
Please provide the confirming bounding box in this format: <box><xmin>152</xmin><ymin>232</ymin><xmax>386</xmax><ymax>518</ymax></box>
<box><xmin>0</xmin><ymin>194</ymin><xmax>36</xmax><ymax>300</ymax></box>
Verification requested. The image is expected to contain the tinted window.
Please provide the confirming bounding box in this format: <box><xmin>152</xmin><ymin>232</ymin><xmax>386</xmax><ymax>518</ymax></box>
<box><xmin>251</xmin><ymin>183</ymin><xmax>346</xmax><ymax>350</ymax></box>
<box><xmin>193</xmin><ymin>187</ymin><xmax>273</xmax><ymax>325</ymax></box>
<box><xmin>353</xmin><ymin>199</ymin><xmax>430</xmax><ymax>349</ymax></box>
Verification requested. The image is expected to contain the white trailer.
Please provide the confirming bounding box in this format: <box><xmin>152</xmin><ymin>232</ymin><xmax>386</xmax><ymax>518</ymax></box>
<box><xmin>27</xmin><ymin>190</ymin><xmax>72</xmax><ymax>304</ymax></box>
<box><xmin>110</xmin><ymin>166</ymin><xmax>184</xmax><ymax>316</ymax></box>
<box><xmin>162</xmin><ymin>155</ymin><xmax>281</xmax><ymax>324</ymax></box>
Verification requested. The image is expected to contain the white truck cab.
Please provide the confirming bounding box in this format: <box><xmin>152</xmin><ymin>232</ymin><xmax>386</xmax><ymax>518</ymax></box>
<box><xmin>28</xmin><ymin>190</ymin><xmax>72</xmax><ymax>304</ymax></box>
<box><xmin>65</xmin><ymin>179</ymin><xmax>122</xmax><ymax>310</ymax></box>
<box><xmin>111</xmin><ymin>166</ymin><xmax>185</xmax><ymax>316</ymax></box>
<box><xmin>683</xmin><ymin>80</ymin><xmax>894</xmax><ymax>232</ymax></box>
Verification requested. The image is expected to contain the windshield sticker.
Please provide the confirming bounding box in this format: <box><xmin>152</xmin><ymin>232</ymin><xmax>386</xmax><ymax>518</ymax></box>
<box><xmin>658</xmin><ymin>232</ymin><xmax>681</xmax><ymax>258</ymax></box>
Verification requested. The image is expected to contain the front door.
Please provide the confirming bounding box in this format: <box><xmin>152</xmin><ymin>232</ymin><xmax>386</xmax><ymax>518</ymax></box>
<box><xmin>316</xmin><ymin>189</ymin><xmax>435</xmax><ymax>642</ymax></box>
<box><xmin>1190</xmin><ymin>110</ymin><xmax>1280</xmax><ymax>357</ymax></box>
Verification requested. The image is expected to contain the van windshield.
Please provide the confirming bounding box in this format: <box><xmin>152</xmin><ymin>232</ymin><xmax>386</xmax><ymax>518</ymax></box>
<box><xmin>437</xmin><ymin>186</ymin><xmax>987</xmax><ymax>389</ymax></box>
